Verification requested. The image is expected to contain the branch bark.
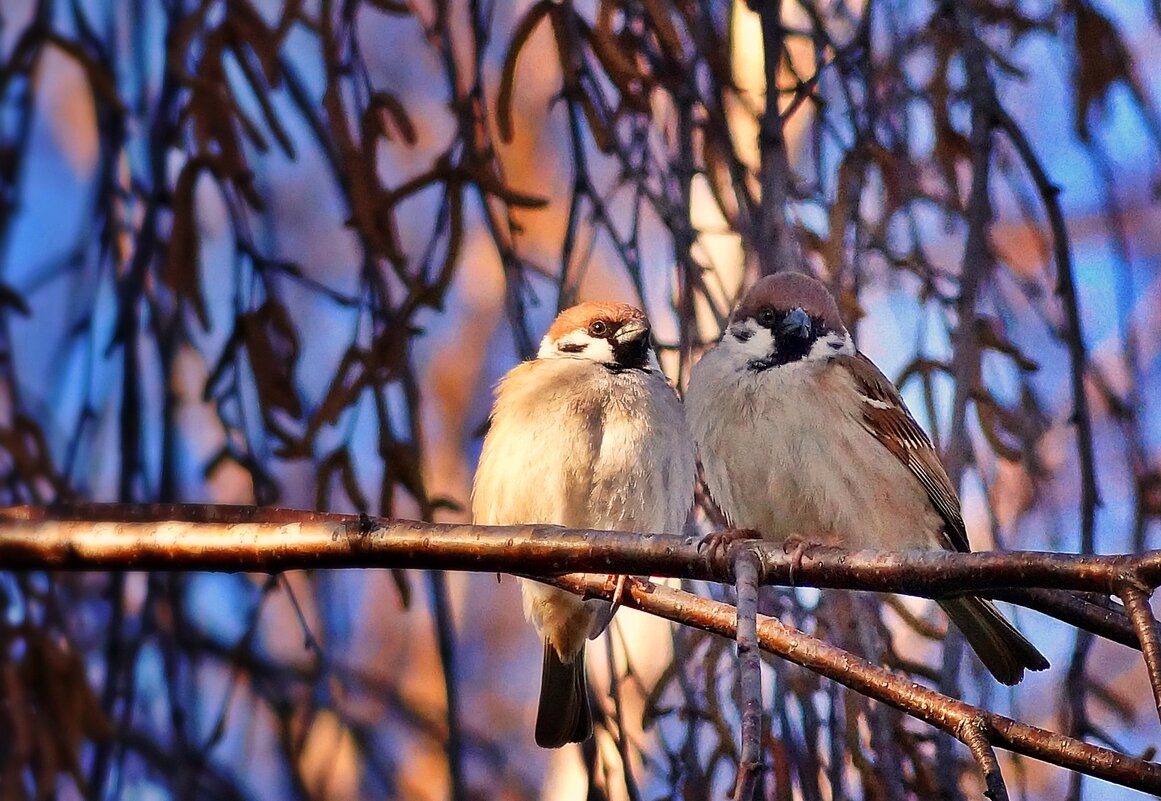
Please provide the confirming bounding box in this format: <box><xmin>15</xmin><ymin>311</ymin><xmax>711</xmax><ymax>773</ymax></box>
<box><xmin>733</xmin><ymin>547</ymin><xmax>764</xmax><ymax>800</ymax></box>
<box><xmin>3</xmin><ymin>505</ymin><xmax>1161</xmax><ymax>791</ymax></box>
<box><xmin>755</xmin><ymin>0</ymin><xmax>800</xmax><ymax>276</ymax></box>
<box><xmin>546</xmin><ymin>574</ymin><xmax>1161</xmax><ymax>795</ymax></box>
<box><xmin>3</xmin><ymin>505</ymin><xmax>1159</xmax><ymax>596</ymax></box>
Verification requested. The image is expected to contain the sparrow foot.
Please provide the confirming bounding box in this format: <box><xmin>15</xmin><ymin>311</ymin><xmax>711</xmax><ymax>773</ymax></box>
<box><xmin>782</xmin><ymin>535</ymin><xmax>822</xmax><ymax>586</ymax></box>
<box><xmin>699</xmin><ymin>529</ymin><xmax>763</xmax><ymax>576</ymax></box>
<box><xmin>609</xmin><ymin>574</ymin><xmax>630</xmax><ymax>614</ymax></box>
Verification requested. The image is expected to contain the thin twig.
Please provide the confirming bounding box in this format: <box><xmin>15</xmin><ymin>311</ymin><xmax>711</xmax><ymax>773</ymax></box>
<box><xmin>732</xmin><ymin>547</ymin><xmax>763</xmax><ymax>800</ymax></box>
<box><xmin>427</xmin><ymin>570</ymin><xmax>467</xmax><ymax>801</ymax></box>
<box><xmin>1117</xmin><ymin>578</ymin><xmax>1161</xmax><ymax>729</ymax></box>
<box><xmin>958</xmin><ymin>720</ymin><xmax>1010</xmax><ymax>801</ymax></box>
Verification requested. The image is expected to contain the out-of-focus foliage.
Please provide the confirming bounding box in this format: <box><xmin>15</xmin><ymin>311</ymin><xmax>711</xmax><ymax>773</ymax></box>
<box><xmin>0</xmin><ymin>0</ymin><xmax>1158</xmax><ymax>799</ymax></box>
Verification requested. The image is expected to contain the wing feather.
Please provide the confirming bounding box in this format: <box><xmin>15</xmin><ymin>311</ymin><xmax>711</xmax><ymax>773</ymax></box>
<box><xmin>834</xmin><ymin>352</ymin><xmax>969</xmax><ymax>553</ymax></box>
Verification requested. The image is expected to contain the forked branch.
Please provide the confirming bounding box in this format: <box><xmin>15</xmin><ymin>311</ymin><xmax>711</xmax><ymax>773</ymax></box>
<box><xmin>546</xmin><ymin>574</ymin><xmax>1161</xmax><ymax>795</ymax></box>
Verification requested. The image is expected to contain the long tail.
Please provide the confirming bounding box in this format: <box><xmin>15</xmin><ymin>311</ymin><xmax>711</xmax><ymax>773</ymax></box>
<box><xmin>940</xmin><ymin>596</ymin><xmax>1050</xmax><ymax>685</ymax></box>
<box><xmin>534</xmin><ymin>640</ymin><xmax>592</xmax><ymax>748</ymax></box>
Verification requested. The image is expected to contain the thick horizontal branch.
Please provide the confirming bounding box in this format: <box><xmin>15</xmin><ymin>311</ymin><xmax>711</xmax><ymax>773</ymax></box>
<box><xmin>551</xmin><ymin>574</ymin><xmax>1161</xmax><ymax>795</ymax></box>
<box><xmin>1</xmin><ymin>505</ymin><xmax>1158</xmax><ymax>596</ymax></box>
<box><xmin>0</xmin><ymin>505</ymin><xmax>1146</xmax><ymax>654</ymax></box>
<box><xmin>4</xmin><ymin>505</ymin><xmax>1159</xmax><ymax>792</ymax></box>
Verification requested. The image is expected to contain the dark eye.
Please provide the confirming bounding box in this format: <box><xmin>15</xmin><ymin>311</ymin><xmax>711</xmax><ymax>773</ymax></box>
<box><xmin>757</xmin><ymin>308</ymin><xmax>776</xmax><ymax>326</ymax></box>
<box><xmin>588</xmin><ymin>320</ymin><xmax>608</xmax><ymax>337</ymax></box>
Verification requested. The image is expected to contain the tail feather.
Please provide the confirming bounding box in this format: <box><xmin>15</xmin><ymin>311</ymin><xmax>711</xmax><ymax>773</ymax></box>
<box><xmin>940</xmin><ymin>596</ymin><xmax>1050</xmax><ymax>685</ymax></box>
<box><xmin>534</xmin><ymin>641</ymin><xmax>592</xmax><ymax>748</ymax></box>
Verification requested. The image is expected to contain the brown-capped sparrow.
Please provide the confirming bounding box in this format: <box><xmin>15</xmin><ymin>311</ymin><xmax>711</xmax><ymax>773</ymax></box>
<box><xmin>472</xmin><ymin>302</ymin><xmax>696</xmax><ymax>746</ymax></box>
<box><xmin>684</xmin><ymin>272</ymin><xmax>1048</xmax><ymax>685</ymax></box>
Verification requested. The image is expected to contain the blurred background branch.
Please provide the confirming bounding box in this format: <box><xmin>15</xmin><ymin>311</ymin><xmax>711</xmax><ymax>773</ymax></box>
<box><xmin>0</xmin><ymin>0</ymin><xmax>1159</xmax><ymax>799</ymax></box>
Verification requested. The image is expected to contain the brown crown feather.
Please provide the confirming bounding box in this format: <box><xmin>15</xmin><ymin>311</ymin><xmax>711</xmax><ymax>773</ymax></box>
<box><xmin>545</xmin><ymin>301</ymin><xmax>648</xmax><ymax>342</ymax></box>
<box><xmin>734</xmin><ymin>273</ymin><xmax>846</xmax><ymax>333</ymax></box>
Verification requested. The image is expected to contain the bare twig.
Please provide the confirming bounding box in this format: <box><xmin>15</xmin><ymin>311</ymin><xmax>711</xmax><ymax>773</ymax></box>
<box><xmin>427</xmin><ymin>570</ymin><xmax>467</xmax><ymax>801</ymax></box>
<box><xmin>959</xmin><ymin>720</ymin><xmax>1010</xmax><ymax>801</ymax></box>
<box><xmin>732</xmin><ymin>547</ymin><xmax>763</xmax><ymax>800</ymax></box>
<box><xmin>991</xmin><ymin>106</ymin><xmax>1100</xmax><ymax>551</ymax></box>
<box><xmin>1117</xmin><ymin>579</ymin><xmax>1161</xmax><ymax>728</ymax></box>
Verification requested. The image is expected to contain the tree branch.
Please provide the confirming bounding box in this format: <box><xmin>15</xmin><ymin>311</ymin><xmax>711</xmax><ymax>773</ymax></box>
<box><xmin>1117</xmin><ymin>580</ymin><xmax>1161</xmax><ymax>728</ymax></box>
<box><xmin>732</xmin><ymin>547</ymin><xmax>764</xmax><ymax>800</ymax></box>
<box><xmin>2</xmin><ymin>506</ymin><xmax>1158</xmax><ymax>597</ymax></box>
<box><xmin>545</xmin><ymin>574</ymin><xmax>1161</xmax><ymax>795</ymax></box>
<box><xmin>3</xmin><ymin>506</ymin><xmax>1161</xmax><ymax>792</ymax></box>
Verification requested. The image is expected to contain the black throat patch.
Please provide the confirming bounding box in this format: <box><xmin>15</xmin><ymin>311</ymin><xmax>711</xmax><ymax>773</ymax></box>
<box><xmin>609</xmin><ymin>336</ymin><xmax>651</xmax><ymax>372</ymax></box>
<box><xmin>746</xmin><ymin>313</ymin><xmax>823</xmax><ymax>371</ymax></box>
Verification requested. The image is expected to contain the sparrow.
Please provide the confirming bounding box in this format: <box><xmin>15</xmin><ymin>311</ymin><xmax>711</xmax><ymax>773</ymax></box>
<box><xmin>684</xmin><ymin>272</ymin><xmax>1048</xmax><ymax>685</ymax></box>
<box><xmin>472</xmin><ymin>301</ymin><xmax>696</xmax><ymax>747</ymax></box>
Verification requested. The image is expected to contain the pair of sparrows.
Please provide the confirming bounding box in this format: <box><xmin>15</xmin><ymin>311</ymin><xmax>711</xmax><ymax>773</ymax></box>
<box><xmin>472</xmin><ymin>273</ymin><xmax>1049</xmax><ymax>749</ymax></box>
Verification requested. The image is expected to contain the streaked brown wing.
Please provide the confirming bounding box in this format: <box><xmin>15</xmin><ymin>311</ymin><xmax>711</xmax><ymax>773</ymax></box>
<box><xmin>834</xmin><ymin>352</ymin><xmax>970</xmax><ymax>553</ymax></box>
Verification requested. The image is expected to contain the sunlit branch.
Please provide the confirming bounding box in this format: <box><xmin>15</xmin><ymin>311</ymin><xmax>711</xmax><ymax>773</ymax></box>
<box><xmin>544</xmin><ymin>574</ymin><xmax>1161</xmax><ymax>796</ymax></box>
<box><xmin>2</xmin><ymin>505</ymin><xmax>1160</xmax><ymax>595</ymax></box>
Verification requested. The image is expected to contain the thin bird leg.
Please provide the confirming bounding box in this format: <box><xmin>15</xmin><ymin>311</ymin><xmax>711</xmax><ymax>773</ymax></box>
<box><xmin>609</xmin><ymin>574</ymin><xmax>630</xmax><ymax>614</ymax></box>
<box><xmin>699</xmin><ymin>528</ymin><xmax>762</xmax><ymax>578</ymax></box>
<box><xmin>783</xmin><ymin>535</ymin><xmax>812</xmax><ymax>586</ymax></box>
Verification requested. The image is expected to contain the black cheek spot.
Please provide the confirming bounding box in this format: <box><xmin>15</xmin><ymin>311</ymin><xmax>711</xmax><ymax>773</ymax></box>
<box><xmin>558</xmin><ymin>343</ymin><xmax>586</xmax><ymax>353</ymax></box>
<box><xmin>829</xmin><ymin>341</ymin><xmax>843</xmax><ymax>350</ymax></box>
<box><xmin>733</xmin><ymin>329</ymin><xmax>753</xmax><ymax>343</ymax></box>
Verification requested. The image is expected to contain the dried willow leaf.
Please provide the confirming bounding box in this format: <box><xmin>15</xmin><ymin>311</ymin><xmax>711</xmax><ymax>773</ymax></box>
<box><xmin>894</xmin><ymin>357</ymin><xmax>953</xmax><ymax>390</ymax></box>
<box><xmin>586</xmin><ymin>14</ymin><xmax>652</xmax><ymax>112</ymax></box>
<box><xmin>641</xmin><ymin>0</ymin><xmax>686</xmax><ymax>65</ymax></box>
<box><xmin>317</xmin><ymin>449</ymin><xmax>370</xmax><ymax>513</ymax></box>
<box><xmin>498</xmin><ymin>1</ymin><xmax>557</xmax><ymax>143</ymax></box>
<box><xmin>305</xmin><ymin>348</ymin><xmax>367</xmax><ymax>446</ymax></box>
<box><xmin>15</xmin><ymin>635</ymin><xmax>111</xmax><ymax>794</ymax></box>
<box><xmin>165</xmin><ymin>162</ymin><xmax>210</xmax><ymax>330</ymax></box>
<box><xmin>867</xmin><ymin>142</ymin><xmax>917</xmax><ymax>218</ymax></box>
<box><xmin>1073</xmin><ymin>1</ymin><xmax>1132</xmax><ymax>141</ymax></box>
<box><xmin>973</xmin><ymin>394</ymin><xmax>1025</xmax><ymax>462</ymax></box>
<box><xmin>1139</xmin><ymin>471</ymin><xmax>1161</xmax><ymax>517</ymax></box>
<box><xmin>364</xmin><ymin>0</ymin><xmax>409</xmax><ymax>13</ymax></box>
<box><xmin>975</xmin><ymin>317</ymin><xmax>1039</xmax><ymax>372</ymax></box>
<box><xmin>933</xmin><ymin>119</ymin><xmax>970</xmax><ymax>201</ymax></box>
<box><xmin>472</xmin><ymin>169</ymin><xmax>549</xmax><ymax>208</ymax></box>
<box><xmin>226</xmin><ymin>0</ymin><xmax>282</xmax><ymax>84</ymax></box>
<box><xmin>367</xmin><ymin>91</ymin><xmax>418</xmax><ymax>145</ymax></box>
<box><xmin>241</xmin><ymin>301</ymin><xmax>303</xmax><ymax>419</ymax></box>
<box><xmin>0</xmin><ymin>283</ymin><xmax>29</xmax><ymax>315</ymax></box>
<box><xmin>578</xmin><ymin>87</ymin><xmax>615</xmax><ymax>153</ymax></box>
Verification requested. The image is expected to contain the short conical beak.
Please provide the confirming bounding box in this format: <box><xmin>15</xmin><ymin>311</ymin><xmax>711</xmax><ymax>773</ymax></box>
<box><xmin>779</xmin><ymin>307</ymin><xmax>812</xmax><ymax>338</ymax></box>
<box><xmin>613</xmin><ymin>319</ymin><xmax>650</xmax><ymax>344</ymax></box>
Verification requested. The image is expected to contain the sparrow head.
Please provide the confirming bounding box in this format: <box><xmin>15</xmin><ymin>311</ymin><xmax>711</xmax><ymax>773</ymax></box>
<box><xmin>725</xmin><ymin>272</ymin><xmax>853</xmax><ymax>371</ymax></box>
<box><xmin>538</xmin><ymin>301</ymin><xmax>658</xmax><ymax>372</ymax></box>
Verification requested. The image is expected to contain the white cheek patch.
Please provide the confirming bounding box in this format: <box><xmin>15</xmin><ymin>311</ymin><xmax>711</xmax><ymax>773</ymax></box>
<box><xmin>725</xmin><ymin>320</ymin><xmax>776</xmax><ymax>363</ymax></box>
<box><xmin>538</xmin><ymin>331</ymin><xmax>616</xmax><ymax>363</ymax></box>
<box><xmin>807</xmin><ymin>331</ymin><xmax>855</xmax><ymax>360</ymax></box>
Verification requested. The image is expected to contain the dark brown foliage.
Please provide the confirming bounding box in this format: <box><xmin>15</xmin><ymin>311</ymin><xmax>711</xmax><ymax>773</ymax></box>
<box><xmin>0</xmin><ymin>0</ymin><xmax>1158</xmax><ymax>799</ymax></box>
